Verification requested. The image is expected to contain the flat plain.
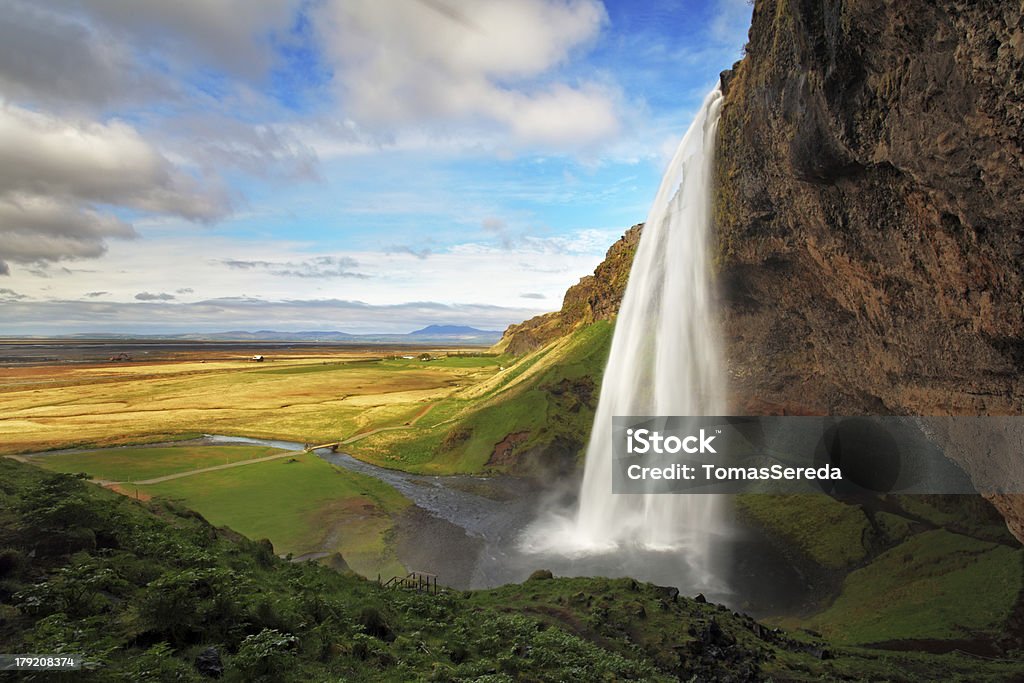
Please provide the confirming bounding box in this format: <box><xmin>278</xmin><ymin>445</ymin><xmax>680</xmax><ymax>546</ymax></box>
<box><xmin>0</xmin><ymin>336</ymin><xmax>609</xmax><ymax>579</ymax></box>
<box><xmin>1</xmin><ymin>343</ymin><xmax>508</xmax><ymax>578</ymax></box>
<box><xmin>0</xmin><ymin>345</ymin><xmax>505</xmax><ymax>456</ymax></box>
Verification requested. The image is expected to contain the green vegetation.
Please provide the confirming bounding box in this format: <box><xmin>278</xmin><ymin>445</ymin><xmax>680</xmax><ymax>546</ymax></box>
<box><xmin>0</xmin><ymin>327</ymin><xmax>607</xmax><ymax>477</ymax></box>
<box><xmin>736</xmin><ymin>494</ymin><xmax>873</xmax><ymax>569</ymax></box>
<box><xmin>743</xmin><ymin>493</ymin><xmax>1024</xmax><ymax>650</ymax></box>
<box><xmin>896</xmin><ymin>495</ymin><xmax>1015</xmax><ymax>543</ymax></box>
<box><xmin>2</xmin><ymin>459</ymin><xmax>1021</xmax><ymax>681</ymax></box>
<box><xmin>137</xmin><ymin>453</ymin><xmax>409</xmax><ymax>578</ymax></box>
<box><xmin>26</xmin><ymin>444</ymin><xmax>409</xmax><ymax>578</ymax></box>
<box><xmin>351</xmin><ymin>321</ymin><xmax>614</xmax><ymax>474</ymax></box>
<box><xmin>805</xmin><ymin>530</ymin><xmax>1023</xmax><ymax>645</ymax></box>
<box><xmin>29</xmin><ymin>444</ymin><xmax>284</xmax><ymax>482</ymax></box>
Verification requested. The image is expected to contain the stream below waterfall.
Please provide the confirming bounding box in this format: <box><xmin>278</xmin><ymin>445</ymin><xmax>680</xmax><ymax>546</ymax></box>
<box><xmin>23</xmin><ymin>434</ymin><xmax>813</xmax><ymax>615</ymax></box>
<box><xmin>203</xmin><ymin>436</ymin><xmax>811</xmax><ymax>615</ymax></box>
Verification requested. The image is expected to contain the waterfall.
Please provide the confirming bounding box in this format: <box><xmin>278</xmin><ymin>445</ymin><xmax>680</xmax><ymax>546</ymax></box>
<box><xmin>520</xmin><ymin>85</ymin><xmax>727</xmax><ymax>588</ymax></box>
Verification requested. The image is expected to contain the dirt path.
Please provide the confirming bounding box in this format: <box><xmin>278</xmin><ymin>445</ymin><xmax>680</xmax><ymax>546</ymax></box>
<box><xmin>117</xmin><ymin>449</ymin><xmax>306</xmax><ymax>485</ymax></box>
<box><xmin>8</xmin><ymin>401</ymin><xmax>438</xmax><ymax>487</ymax></box>
<box><xmin>340</xmin><ymin>402</ymin><xmax>436</xmax><ymax>445</ymax></box>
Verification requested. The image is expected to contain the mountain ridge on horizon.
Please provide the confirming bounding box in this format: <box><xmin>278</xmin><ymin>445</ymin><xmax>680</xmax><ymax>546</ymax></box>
<box><xmin>5</xmin><ymin>325</ymin><xmax>504</xmax><ymax>344</ymax></box>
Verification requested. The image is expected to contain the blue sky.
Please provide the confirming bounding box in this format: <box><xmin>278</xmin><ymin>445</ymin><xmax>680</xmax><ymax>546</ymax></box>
<box><xmin>0</xmin><ymin>0</ymin><xmax>750</xmax><ymax>334</ymax></box>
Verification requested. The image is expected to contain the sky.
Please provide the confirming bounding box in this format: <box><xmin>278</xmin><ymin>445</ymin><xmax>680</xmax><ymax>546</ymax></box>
<box><xmin>0</xmin><ymin>0</ymin><xmax>751</xmax><ymax>335</ymax></box>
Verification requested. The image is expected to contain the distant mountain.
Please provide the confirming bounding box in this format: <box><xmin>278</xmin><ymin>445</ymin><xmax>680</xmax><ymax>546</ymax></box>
<box><xmin>409</xmin><ymin>324</ymin><xmax>500</xmax><ymax>337</ymax></box>
<box><xmin>174</xmin><ymin>330</ymin><xmax>356</xmax><ymax>342</ymax></box>
<box><xmin>25</xmin><ymin>326</ymin><xmax>503</xmax><ymax>345</ymax></box>
<box><xmin>186</xmin><ymin>326</ymin><xmax>502</xmax><ymax>343</ymax></box>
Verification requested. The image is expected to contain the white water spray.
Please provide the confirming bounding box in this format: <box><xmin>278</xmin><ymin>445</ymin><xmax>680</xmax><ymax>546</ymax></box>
<box><xmin>521</xmin><ymin>85</ymin><xmax>727</xmax><ymax>587</ymax></box>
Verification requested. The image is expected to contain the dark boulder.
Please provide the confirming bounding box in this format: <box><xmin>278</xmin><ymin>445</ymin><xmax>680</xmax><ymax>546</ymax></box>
<box><xmin>194</xmin><ymin>647</ymin><xmax>223</xmax><ymax>678</ymax></box>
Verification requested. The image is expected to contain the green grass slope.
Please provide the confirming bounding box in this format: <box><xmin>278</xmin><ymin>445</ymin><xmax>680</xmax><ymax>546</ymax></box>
<box><xmin>30</xmin><ymin>445</ymin><xmax>410</xmax><ymax>579</ymax></box>
<box><xmin>805</xmin><ymin>529</ymin><xmax>1023</xmax><ymax>646</ymax></box>
<box><xmin>740</xmin><ymin>493</ymin><xmax>1024</xmax><ymax>650</ymax></box>
<box><xmin>137</xmin><ymin>453</ymin><xmax>409</xmax><ymax>578</ymax></box>
<box><xmin>2</xmin><ymin>459</ymin><xmax>1022</xmax><ymax>681</ymax></box>
<box><xmin>349</xmin><ymin>321</ymin><xmax>614</xmax><ymax>475</ymax></box>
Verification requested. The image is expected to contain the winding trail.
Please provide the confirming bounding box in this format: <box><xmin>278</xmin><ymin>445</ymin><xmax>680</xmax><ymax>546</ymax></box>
<box><xmin>119</xmin><ymin>449</ymin><xmax>308</xmax><ymax>485</ymax></box>
<box><xmin>13</xmin><ymin>401</ymin><xmax>443</xmax><ymax>487</ymax></box>
<box><xmin>339</xmin><ymin>402</ymin><xmax>436</xmax><ymax>445</ymax></box>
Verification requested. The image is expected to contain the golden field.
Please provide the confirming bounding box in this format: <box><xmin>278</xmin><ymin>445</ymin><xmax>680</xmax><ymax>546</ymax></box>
<box><xmin>0</xmin><ymin>348</ymin><xmax>504</xmax><ymax>455</ymax></box>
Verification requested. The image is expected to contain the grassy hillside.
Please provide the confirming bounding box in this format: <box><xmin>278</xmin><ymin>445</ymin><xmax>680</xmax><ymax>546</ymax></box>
<box><xmin>2</xmin><ymin>458</ymin><xmax>1021</xmax><ymax>681</ymax></box>
<box><xmin>738</xmin><ymin>493</ymin><xmax>1024</xmax><ymax>648</ymax></box>
<box><xmin>348</xmin><ymin>321</ymin><xmax>614</xmax><ymax>475</ymax></box>
<box><xmin>28</xmin><ymin>445</ymin><xmax>410</xmax><ymax>579</ymax></box>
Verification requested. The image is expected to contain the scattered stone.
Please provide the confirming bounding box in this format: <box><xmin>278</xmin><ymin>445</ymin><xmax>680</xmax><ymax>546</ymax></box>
<box><xmin>750</xmin><ymin>622</ymin><xmax>773</xmax><ymax>641</ymax></box>
<box><xmin>570</xmin><ymin>591</ymin><xmax>591</xmax><ymax>605</ymax></box>
<box><xmin>804</xmin><ymin>646</ymin><xmax>833</xmax><ymax>660</ymax></box>
<box><xmin>194</xmin><ymin>647</ymin><xmax>223</xmax><ymax>678</ymax></box>
<box><xmin>527</xmin><ymin>569</ymin><xmax>553</xmax><ymax>581</ymax></box>
<box><xmin>321</xmin><ymin>552</ymin><xmax>351</xmax><ymax>573</ymax></box>
<box><xmin>694</xmin><ymin>593</ymin><xmax>707</xmax><ymax>604</ymax></box>
<box><xmin>654</xmin><ymin>584</ymin><xmax>680</xmax><ymax>602</ymax></box>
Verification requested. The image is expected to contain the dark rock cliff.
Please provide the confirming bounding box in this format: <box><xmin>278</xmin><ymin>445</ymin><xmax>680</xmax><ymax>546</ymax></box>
<box><xmin>716</xmin><ymin>0</ymin><xmax>1024</xmax><ymax>536</ymax></box>
<box><xmin>496</xmin><ymin>224</ymin><xmax>641</xmax><ymax>354</ymax></box>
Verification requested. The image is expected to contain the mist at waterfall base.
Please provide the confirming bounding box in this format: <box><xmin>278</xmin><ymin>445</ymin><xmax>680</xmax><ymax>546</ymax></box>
<box><xmin>516</xmin><ymin>85</ymin><xmax>741</xmax><ymax>603</ymax></box>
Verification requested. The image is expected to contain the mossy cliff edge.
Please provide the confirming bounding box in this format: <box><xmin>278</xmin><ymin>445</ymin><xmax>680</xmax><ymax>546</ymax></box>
<box><xmin>495</xmin><ymin>224</ymin><xmax>642</xmax><ymax>356</ymax></box>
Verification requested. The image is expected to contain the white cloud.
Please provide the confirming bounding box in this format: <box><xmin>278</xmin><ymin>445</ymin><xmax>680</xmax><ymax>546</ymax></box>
<box><xmin>0</xmin><ymin>105</ymin><xmax>229</xmax><ymax>220</ymax></box>
<box><xmin>0</xmin><ymin>194</ymin><xmax>136</xmax><ymax>264</ymax></box>
<box><xmin>314</xmin><ymin>0</ymin><xmax>619</xmax><ymax>147</ymax></box>
<box><xmin>1</xmin><ymin>227</ymin><xmax>617</xmax><ymax>318</ymax></box>
<box><xmin>168</xmin><ymin>114</ymin><xmax>320</xmax><ymax>181</ymax></box>
<box><xmin>0</xmin><ymin>2</ymin><xmax>317</xmax><ymax>273</ymax></box>
<box><xmin>0</xmin><ymin>1</ymin><xmax>158</xmax><ymax>109</ymax></box>
<box><xmin>134</xmin><ymin>291</ymin><xmax>175</xmax><ymax>301</ymax></box>
<box><xmin>55</xmin><ymin>0</ymin><xmax>300</xmax><ymax>82</ymax></box>
<box><xmin>219</xmin><ymin>256</ymin><xmax>368</xmax><ymax>279</ymax></box>
<box><xmin>0</xmin><ymin>104</ymin><xmax>231</xmax><ymax>269</ymax></box>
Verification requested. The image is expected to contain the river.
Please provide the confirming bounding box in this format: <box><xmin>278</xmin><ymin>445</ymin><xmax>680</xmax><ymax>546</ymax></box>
<box><xmin>205</xmin><ymin>436</ymin><xmax>809</xmax><ymax>612</ymax></box>
<box><xmin>23</xmin><ymin>435</ymin><xmax>810</xmax><ymax>613</ymax></box>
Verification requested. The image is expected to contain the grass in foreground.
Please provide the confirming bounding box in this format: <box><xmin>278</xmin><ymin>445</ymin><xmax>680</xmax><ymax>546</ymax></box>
<box><xmin>24</xmin><ymin>443</ymin><xmax>409</xmax><ymax>578</ymax></box>
<box><xmin>137</xmin><ymin>452</ymin><xmax>409</xmax><ymax>578</ymax></box>
<box><xmin>2</xmin><ymin>459</ymin><xmax>1021</xmax><ymax>682</ymax></box>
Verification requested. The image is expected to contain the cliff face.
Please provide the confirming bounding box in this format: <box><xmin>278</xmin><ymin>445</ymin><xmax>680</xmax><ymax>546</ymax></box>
<box><xmin>717</xmin><ymin>0</ymin><xmax>1024</xmax><ymax>415</ymax></box>
<box><xmin>716</xmin><ymin>0</ymin><xmax>1024</xmax><ymax>535</ymax></box>
<box><xmin>496</xmin><ymin>224</ymin><xmax>641</xmax><ymax>355</ymax></box>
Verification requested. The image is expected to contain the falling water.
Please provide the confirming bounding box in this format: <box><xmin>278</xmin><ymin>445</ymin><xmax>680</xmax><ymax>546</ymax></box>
<box><xmin>521</xmin><ymin>85</ymin><xmax>728</xmax><ymax>589</ymax></box>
